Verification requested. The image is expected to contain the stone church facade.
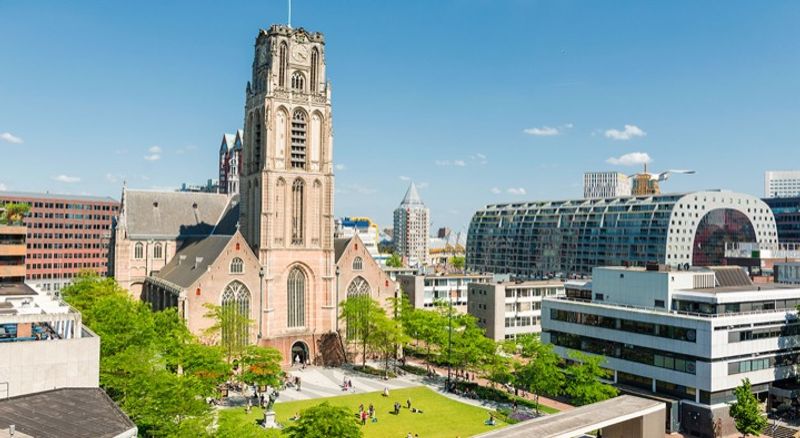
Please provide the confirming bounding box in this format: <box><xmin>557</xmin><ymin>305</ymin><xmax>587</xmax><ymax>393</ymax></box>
<box><xmin>238</xmin><ymin>25</ymin><xmax>336</xmax><ymax>365</ymax></box>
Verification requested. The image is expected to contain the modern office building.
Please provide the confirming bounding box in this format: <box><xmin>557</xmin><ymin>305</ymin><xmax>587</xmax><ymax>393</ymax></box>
<box><xmin>765</xmin><ymin>170</ymin><xmax>800</xmax><ymax>198</ymax></box>
<box><xmin>775</xmin><ymin>262</ymin><xmax>800</xmax><ymax>284</ymax></box>
<box><xmin>584</xmin><ymin>171</ymin><xmax>632</xmax><ymax>198</ymax></box>
<box><xmin>0</xmin><ymin>225</ymin><xmax>26</xmax><ymax>284</ymax></box>
<box><xmin>468</xmin><ymin>280</ymin><xmax>564</xmax><ymax>341</ymax></box>
<box><xmin>393</xmin><ymin>182</ymin><xmax>429</xmax><ymax>267</ymax></box>
<box><xmin>0</xmin><ymin>192</ymin><xmax>119</xmax><ymax>293</ymax></box>
<box><xmin>542</xmin><ymin>265</ymin><xmax>800</xmax><ymax>437</ymax></box>
<box><xmin>335</xmin><ymin>217</ymin><xmax>383</xmax><ymax>261</ymax></box>
<box><xmin>0</xmin><ymin>282</ymin><xmax>98</xmax><ymax>399</ymax></box>
<box><xmin>467</xmin><ymin>190</ymin><xmax>778</xmax><ymax>278</ymax></box>
<box><xmin>764</xmin><ymin>196</ymin><xmax>800</xmax><ymax>243</ymax></box>
<box><xmin>219</xmin><ymin>130</ymin><xmax>244</xmax><ymax>196</ymax></box>
<box><xmin>397</xmin><ymin>273</ymin><xmax>491</xmax><ymax>312</ymax></box>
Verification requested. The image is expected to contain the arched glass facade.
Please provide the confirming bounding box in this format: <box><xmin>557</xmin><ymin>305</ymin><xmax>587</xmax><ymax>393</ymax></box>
<box><xmin>692</xmin><ymin>209</ymin><xmax>756</xmax><ymax>266</ymax></box>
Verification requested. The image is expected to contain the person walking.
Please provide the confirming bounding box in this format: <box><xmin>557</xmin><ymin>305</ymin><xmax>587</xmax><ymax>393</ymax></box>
<box><xmin>406</xmin><ymin>398</ymin><xmax>411</xmax><ymax>409</ymax></box>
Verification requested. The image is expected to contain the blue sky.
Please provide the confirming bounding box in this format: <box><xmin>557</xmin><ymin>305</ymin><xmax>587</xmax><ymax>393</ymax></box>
<box><xmin>1</xmin><ymin>1</ymin><xmax>799</xmax><ymax>232</ymax></box>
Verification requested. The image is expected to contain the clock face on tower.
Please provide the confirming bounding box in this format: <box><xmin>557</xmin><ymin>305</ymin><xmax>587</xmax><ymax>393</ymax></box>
<box><xmin>292</xmin><ymin>45</ymin><xmax>309</xmax><ymax>62</ymax></box>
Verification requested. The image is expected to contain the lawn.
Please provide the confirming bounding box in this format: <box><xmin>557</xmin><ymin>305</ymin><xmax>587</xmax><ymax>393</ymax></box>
<box><xmin>220</xmin><ymin>386</ymin><xmax>509</xmax><ymax>438</ymax></box>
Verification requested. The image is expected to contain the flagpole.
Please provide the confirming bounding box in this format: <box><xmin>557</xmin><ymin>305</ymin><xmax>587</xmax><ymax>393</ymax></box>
<box><xmin>288</xmin><ymin>0</ymin><xmax>292</xmax><ymax>28</ymax></box>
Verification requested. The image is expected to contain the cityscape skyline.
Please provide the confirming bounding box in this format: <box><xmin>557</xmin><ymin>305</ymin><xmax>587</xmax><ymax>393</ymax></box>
<box><xmin>2</xmin><ymin>1</ymin><xmax>799</xmax><ymax>230</ymax></box>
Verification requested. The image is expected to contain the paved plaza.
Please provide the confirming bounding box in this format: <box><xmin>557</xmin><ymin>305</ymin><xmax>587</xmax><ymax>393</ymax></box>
<box><xmin>276</xmin><ymin>365</ymin><xmax>424</xmax><ymax>403</ymax></box>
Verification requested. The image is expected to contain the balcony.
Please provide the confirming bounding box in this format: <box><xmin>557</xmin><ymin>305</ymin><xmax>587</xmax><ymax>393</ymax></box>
<box><xmin>0</xmin><ymin>245</ymin><xmax>26</xmax><ymax>257</ymax></box>
<box><xmin>0</xmin><ymin>265</ymin><xmax>25</xmax><ymax>278</ymax></box>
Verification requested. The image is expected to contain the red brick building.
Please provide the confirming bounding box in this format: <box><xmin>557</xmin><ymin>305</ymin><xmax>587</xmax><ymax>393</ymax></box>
<box><xmin>0</xmin><ymin>192</ymin><xmax>119</xmax><ymax>292</ymax></box>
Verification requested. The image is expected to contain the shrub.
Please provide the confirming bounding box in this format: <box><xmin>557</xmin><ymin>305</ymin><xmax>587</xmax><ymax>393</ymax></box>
<box><xmin>399</xmin><ymin>364</ymin><xmax>427</xmax><ymax>376</ymax></box>
<box><xmin>352</xmin><ymin>365</ymin><xmax>397</xmax><ymax>378</ymax></box>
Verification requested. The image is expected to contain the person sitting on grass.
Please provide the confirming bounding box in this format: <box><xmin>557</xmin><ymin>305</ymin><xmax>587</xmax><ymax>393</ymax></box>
<box><xmin>485</xmin><ymin>413</ymin><xmax>496</xmax><ymax>426</ymax></box>
<box><xmin>289</xmin><ymin>412</ymin><xmax>300</xmax><ymax>421</ymax></box>
<box><xmin>383</xmin><ymin>387</ymin><xmax>389</xmax><ymax>397</ymax></box>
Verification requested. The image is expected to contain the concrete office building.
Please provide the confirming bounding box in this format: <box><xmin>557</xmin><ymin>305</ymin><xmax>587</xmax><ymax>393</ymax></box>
<box><xmin>467</xmin><ymin>190</ymin><xmax>778</xmax><ymax>278</ymax></box>
<box><xmin>764</xmin><ymin>196</ymin><xmax>800</xmax><ymax>243</ymax></box>
<box><xmin>397</xmin><ymin>273</ymin><xmax>491</xmax><ymax>312</ymax></box>
<box><xmin>765</xmin><ymin>170</ymin><xmax>800</xmax><ymax>198</ymax></box>
<box><xmin>775</xmin><ymin>262</ymin><xmax>800</xmax><ymax>285</ymax></box>
<box><xmin>393</xmin><ymin>182</ymin><xmax>429</xmax><ymax>267</ymax></box>
<box><xmin>542</xmin><ymin>265</ymin><xmax>800</xmax><ymax>437</ymax></box>
<box><xmin>0</xmin><ymin>226</ymin><xmax>26</xmax><ymax>284</ymax></box>
<box><xmin>468</xmin><ymin>280</ymin><xmax>564</xmax><ymax>341</ymax></box>
<box><xmin>0</xmin><ymin>192</ymin><xmax>119</xmax><ymax>293</ymax></box>
<box><xmin>584</xmin><ymin>171</ymin><xmax>632</xmax><ymax>199</ymax></box>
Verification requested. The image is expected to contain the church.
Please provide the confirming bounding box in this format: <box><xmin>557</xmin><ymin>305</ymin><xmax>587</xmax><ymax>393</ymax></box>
<box><xmin>112</xmin><ymin>24</ymin><xmax>396</xmax><ymax>366</ymax></box>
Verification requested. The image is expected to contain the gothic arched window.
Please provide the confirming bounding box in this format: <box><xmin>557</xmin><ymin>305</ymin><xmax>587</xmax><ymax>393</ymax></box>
<box><xmin>290</xmin><ymin>110</ymin><xmax>307</xmax><ymax>169</ymax></box>
<box><xmin>134</xmin><ymin>242</ymin><xmax>143</xmax><ymax>260</ymax></box>
<box><xmin>221</xmin><ymin>281</ymin><xmax>251</xmax><ymax>347</ymax></box>
<box><xmin>353</xmin><ymin>256</ymin><xmax>363</xmax><ymax>271</ymax></box>
<box><xmin>287</xmin><ymin>267</ymin><xmax>306</xmax><ymax>328</ymax></box>
<box><xmin>254</xmin><ymin>111</ymin><xmax>262</xmax><ymax>170</ymax></box>
<box><xmin>230</xmin><ymin>257</ymin><xmax>244</xmax><ymax>274</ymax></box>
<box><xmin>345</xmin><ymin>276</ymin><xmax>371</xmax><ymax>339</ymax></box>
<box><xmin>291</xmin><ymin>72</ymin><xmax>305</xmax><ymax>91</ymax></box>
<box><xmin>292</xmin><ymin>179</ymin><xmax>305</xmax><ymax>245</ymax></box>
<box><xmin>153</xmin><ymin>243</ymin><xmax>163</xmax><ymax>260</ymax></box>
<box><xmin>310</xmin><ymin>48</ymin><xmax>319</xmax><ymax>92</ymax></box>
<box><xmin>278</xmin><ymin>42</ymin><xmax>288</xmax><ymax>87</ymax></box>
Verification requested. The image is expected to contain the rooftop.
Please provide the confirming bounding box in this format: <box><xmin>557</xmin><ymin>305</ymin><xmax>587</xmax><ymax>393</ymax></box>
<box><xmin>0</xmin><ymin>191</ymin><xmax>117</xmax><ymax>204</ymax></box>
<box><xmin>0</xmin><ymin>388</ymin><xmax>136</xmax><ymax>438</ymax></box>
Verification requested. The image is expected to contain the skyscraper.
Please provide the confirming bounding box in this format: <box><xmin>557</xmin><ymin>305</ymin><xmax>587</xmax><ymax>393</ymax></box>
<box><xmin>393</xmin><ymin>182</ymin><xmax>429</xmax><ymax>266</ymax></box>
<box><xmin>239</xmin><ymin>25</ymin><xmax>335</xmax><ymax>360</ymax></box>
<box><xmin>583</xmin><ymin>171</ymin><xmax>632</xmax><ymax>198</ymax></box>
<box><xmin>765</xmin><ymin>170</ymin><xmax>800</xmax><ymax>198</ymax></box>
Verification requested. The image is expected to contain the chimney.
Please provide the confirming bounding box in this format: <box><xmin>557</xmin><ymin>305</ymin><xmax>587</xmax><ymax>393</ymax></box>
<box><xmin>179</xmin><ymin>255</ymin><xmax>186</xmax><ymax>265</ymax></box>
<box><xmin>194</xmin><ymin>257</ymin><xmax>203</xmax><ymax>269</ymax></box>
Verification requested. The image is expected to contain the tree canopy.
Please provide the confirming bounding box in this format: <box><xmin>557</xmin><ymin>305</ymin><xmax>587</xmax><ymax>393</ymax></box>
<box><xmin>564</xmin><ymin>351</ymin><xmax>618</xmax><ymax>406</ymax></box>
<box><xmin>729</xmin><ymin>378</ymin><xmax>767</xmax><ymax>437</ymax></box>
<box><xmin>283</xmin><ymin>402</ymin><xmax>362</xmax><ymax>438</ymax></box>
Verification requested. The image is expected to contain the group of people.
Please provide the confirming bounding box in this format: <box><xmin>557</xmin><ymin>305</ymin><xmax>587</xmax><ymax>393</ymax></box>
<box><xmin>357</xmin><ymin>403</ymin><xmax>378</xmax><ymax>425</ymax></box>
<box><xmin>342</xmin><ymin>377</ymin><xmax>354</xmax><ymax>392</ymax></box>
<box><xmin>393</xmin><ymin>398</ymin><xmax>422</xmax><ymax>415</ymax></box>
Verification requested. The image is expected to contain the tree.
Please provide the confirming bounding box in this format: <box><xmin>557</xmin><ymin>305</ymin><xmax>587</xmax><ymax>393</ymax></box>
<box><xmin>385</xmin><ymin>253</ymin><xmax>403</xmax><ymax>268</ymax></box>
<box><xmin>370</xmin><ymin>310</ymin><xmax>409</xmax><ymax>375</ymax></box>
<box><xmin>283</xmin><ymin>402</ymin><xmax>362</xmax><ymax>438</ymax></box>
<box><xmin>515</xmin><ymin>337</ymin><xmax>564</xmax><ymax>414</ymax></box>
<box><xmin>202</xmin><ymin>302</ymin><xmax>253</xmax><ymax>362</ymax></box>
<box><xmin>239</xmin><ymin>345</ymin><xmax>283</xmax><ymax>388</ymax></box>
<box><xmin>564</xmin><ymin>351</ymin><xmax>617</xmax><ymax>406</ymax></box>
<box><xmin>0</xmin><ymin>202</ymin><xmax>29</xmax><ymax>225</ymax></box>
<box><xmin>449</xmin><ymin>255</ymin><xmax>465</xmax><ymax>271</ymax></box>
<box><xmin>339</xmin><ymin>294</ymin><xmax>384</xmax><ymax>366</ymax></box>
<box><xmin>729</xmin><ymin>378</ymin><xmax>767</xmax><ymax>437</ymax></box>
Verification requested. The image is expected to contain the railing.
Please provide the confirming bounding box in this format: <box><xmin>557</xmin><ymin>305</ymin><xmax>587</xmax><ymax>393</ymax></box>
<box><xmin>548</xmin><ymin>296</ymin><xmax>800</xmax><ymax>319</ymax></box>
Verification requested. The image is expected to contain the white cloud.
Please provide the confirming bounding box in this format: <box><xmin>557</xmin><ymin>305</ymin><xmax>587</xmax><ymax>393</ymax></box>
<box><xmin>105</xmin><ymin>173</ymin><xmax>118</xmax><ymax>183</ymax></box>
<box><xmin>335</xmin><ymin>163</ymin><xmax>346</xmax><ymax>171</ymax></box>
<box><xmin>52</xmin><ymin>175</ymin><xmax>81</xmax><ymax>183</ymax></box>
<box><xmin>507</xmin><ymin>187</ymin><xmax>527</xmax><ymax>195</ymax></box>
<box><xmin>399</xmin><ymin>176</ymin><xmax>411</xmax><ymax>181</ymax></box>
<box><xmin>604</xmin><ymin>124</ymin><xmax>646</xmax><ymax>140</ymax></box>
<box><xmin>524</xmin><ymin>126</ymin><xmax>560</xmax><ymax>136</ymax></box>
<box><xmin>476</xmin><ymin>153</ymin><xmax>487</xmax><ymax>160</ymax></box>
<box><xmin>115</xmin><ymin>149</ymin><xmax>128</xmax><ymax>155</ymax></box>
<box><xmin>606</xmin><ymin>152</ymin><xmax>652</xmax><ymax>166</ymax></box>
<box><xmin>417</xmin><ymin>182</ymin><xmax>430</xmax><ymax>189</ymax></box>
<box><xmin>140</xmin><ymin>175</ymin><xmax>150</xmax><ymax>181</ymax></box>
<box><xmin>0</xmin><ymin>132</ymin><xmax>23</xmax><ymax>144</ymax></box>
<box><xmin>454</xmin><ymin>160</ymin><xmax>466</xmax><ymax>167</ymax></box>
<box><xmin>490</xmin><ymin>187</ymin><xmax>502</xmax><ymax>194</ymax></box>
<box><xmin>435</xmin><ymin>160</ymin><xmax>451</xmax><ymax>166</ymax></box>
<box><xmin>0</xmin><ymin>183</ymin><xmax>7</xmax><ymax>191</ymax></box>
<box><xmin>144</xmin><ymin>145</ymin><xmax>162</xmax><ymax>161</ymax></box>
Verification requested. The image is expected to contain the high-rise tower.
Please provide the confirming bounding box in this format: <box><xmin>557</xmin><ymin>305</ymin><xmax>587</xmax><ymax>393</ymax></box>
<box><xmin>393</xmin><ymin>182</ymin><xmax>429</xmax><ymax>267</ymax></box>
<box><xmin>240</xmin><ymin>25</ymin><xmax>335</xmax><ymax>362</ymax></box>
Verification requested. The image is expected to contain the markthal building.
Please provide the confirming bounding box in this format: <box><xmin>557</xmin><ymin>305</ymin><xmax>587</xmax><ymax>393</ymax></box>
<box><xmin>466</xmin><ymin>190</ymin><xmax>779</xmax><ymax>278</ymax></box>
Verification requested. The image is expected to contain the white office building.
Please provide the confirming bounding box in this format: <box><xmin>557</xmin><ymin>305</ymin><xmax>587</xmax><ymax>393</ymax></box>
<box><xmin>397</xmin><ymin>273</ymin><xmax>491</xmax><ymax>312</ymax></box>
<box><xmin>393</xmin><ymin>182</ymin><xmax>429</xmax><ymax>267</ymax></box>
<box><xmin>584</xmin><ymin>171</ymin><xmax>632</xmax><ymax>199</ymax></box>
<box><xmin>468</xmin><ymin>280</ymin><xmax>565</xmax><ymax>341</ymax></box>
<box><xmin>542</xmin><ymin>265</ymin><xmax>800</xmax><ymax>437</ymax></box>
<box><xmin>765</xmin><ymin>170</ymin><xmax>800</xmax><ymax>198</ymax></box>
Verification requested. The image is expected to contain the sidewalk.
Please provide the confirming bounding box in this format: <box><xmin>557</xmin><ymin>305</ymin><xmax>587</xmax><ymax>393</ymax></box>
<box><xmin>403</xmin><ymin>357</ymin><xmax>574</xmax><ymax>412</ymax></box>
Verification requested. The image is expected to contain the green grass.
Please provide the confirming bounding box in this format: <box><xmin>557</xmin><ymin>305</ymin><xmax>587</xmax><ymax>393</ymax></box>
<box><xmin>220</xmin><ymin>386</ymin><xmax>508</xmax><ymax>438</ymax></box>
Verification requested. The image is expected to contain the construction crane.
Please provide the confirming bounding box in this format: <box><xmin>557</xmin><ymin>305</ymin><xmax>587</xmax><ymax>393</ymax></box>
<box><xmin>630</xmin><ymin>164</ymin><xmax>696</xmax><ymax>195</ymax></box>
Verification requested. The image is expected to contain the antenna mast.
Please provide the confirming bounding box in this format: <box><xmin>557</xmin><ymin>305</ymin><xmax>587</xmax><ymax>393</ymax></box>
<box><xmin>288</xmin><ymin>0</ymin><xmax>292</xmax><ymax>28</ymax></box>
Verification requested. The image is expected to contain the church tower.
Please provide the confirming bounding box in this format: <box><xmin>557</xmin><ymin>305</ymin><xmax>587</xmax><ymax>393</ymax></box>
<box><xmin>240</xmin><ymin>25</ymin><xmax>335</xmax><ymax>364</ymax></box>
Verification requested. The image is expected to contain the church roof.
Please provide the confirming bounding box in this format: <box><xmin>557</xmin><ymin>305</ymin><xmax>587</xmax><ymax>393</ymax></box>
<box><xmin>399</xmin><ymin>182</ymin><xmax>424</xmax><ymax>207</ymax></box>
<box><xmin>154</xmin><ymin>235</ymin><xmax>233</xmax><ymax>289</ymax></box>
<box><xmin>122</xmin><ymin>190</ymin><xmax>231</xmax><ymax>240</ymax></box>
<box><xmin>212</xmin><ymin>196</ymin><xmax>240</xmax><ymax>236</ymax></box>
<box><xmin>334</xmin><ymin>237</ymin><xmax>352</xmax><ymax>264</ymax></box>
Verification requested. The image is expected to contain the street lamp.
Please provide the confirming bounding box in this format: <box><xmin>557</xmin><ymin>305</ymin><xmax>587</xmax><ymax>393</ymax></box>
<box><xmin>446</xmin><ymin>288</ymin><xmax>453</xmax><ymax>392</ymax></box>
<box><xmin>335</xmin><ymin>265</ymin><xmax>340</xmax><ymax>334</ymax></box>
<box><xmin>258</xmin><ymin>267</ymin><xmax>264</xmax><ymax>340</ymax></box>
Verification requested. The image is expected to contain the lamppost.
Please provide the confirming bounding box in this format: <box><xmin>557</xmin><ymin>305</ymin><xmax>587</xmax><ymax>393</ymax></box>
<box><xmin>446</xmin><ymin>288</ymin><xmax>453</xmax><ymax>392</ymax></box>
<box><xmin>335</xmin><ymin>265</ymin><xmax>340</xmax><ymax>334</ymax></box>
<box><xmin>258</xmin><ymin>267</ymin><xmax>264</xmax><ymax>340</ymax></box>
